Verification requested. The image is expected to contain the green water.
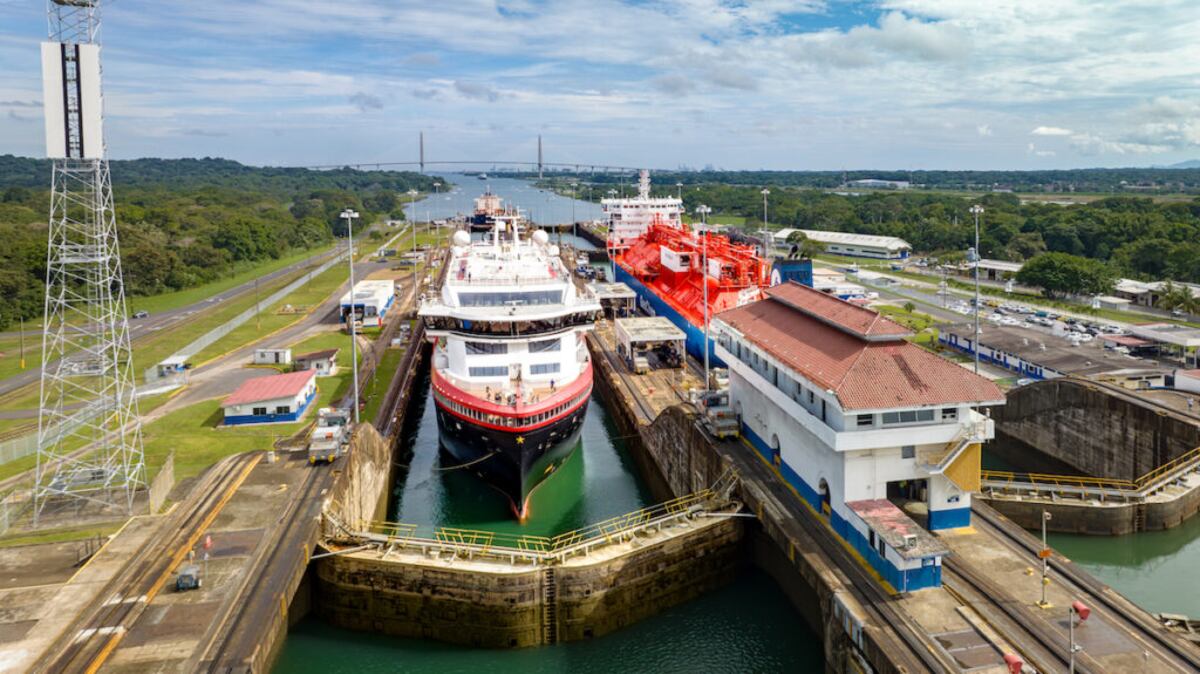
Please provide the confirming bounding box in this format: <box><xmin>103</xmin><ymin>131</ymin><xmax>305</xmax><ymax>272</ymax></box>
<box><xmin>1048</xmin><ymin>513</ymin><xmax>1200</xmax><ymax>617</ymax></box>
<box><xmin>387</xmin><ymin>368</ymin><xmax>652</xmax><ymax>537</ymax></box>
<box><xmin>274</xmin><ymin>369</ymin><xmax>824</xmax><ymax>671</ymax></box>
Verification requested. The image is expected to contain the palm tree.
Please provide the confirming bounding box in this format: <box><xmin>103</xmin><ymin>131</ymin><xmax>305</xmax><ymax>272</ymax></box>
<box><xmin>904</xmin><ymin>301</ymin><xmax>916</xmax><ymax>313</ymax></box>
<box><xmin>785</xmin><ymin>231</ymin><xmax>826</xmax><ymax>259</ymax></box>
<box><xmin>1157</xmin><ymin>280</ymin><xmax>1198</xmax><ymax>316</ymax></box>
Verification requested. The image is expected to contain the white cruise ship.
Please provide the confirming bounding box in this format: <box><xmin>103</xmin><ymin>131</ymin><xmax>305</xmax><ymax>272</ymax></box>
<box><xmin>418</xmin><ymin>220</ymin><xmax>601</xmax><ymax>518</ymax></box>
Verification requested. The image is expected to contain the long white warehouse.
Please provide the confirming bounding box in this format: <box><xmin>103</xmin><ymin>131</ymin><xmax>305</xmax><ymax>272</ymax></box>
<box><xmin>774</xmin><ymin>229</ymin><xmax>911</xmax><ymax>259</ymax></box>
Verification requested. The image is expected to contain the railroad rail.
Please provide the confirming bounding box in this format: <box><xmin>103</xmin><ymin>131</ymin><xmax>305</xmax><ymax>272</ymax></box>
<box><xmin>200</xmin><ymin>456</ymin><xmax>333</xmax><ymax>672</ymax></box>
<box><xmin>34</xmin><ymin>452</ymin><xmax>262</xmax><ymax>674</ymax></box>
<box><xmin>968</xmin><ymin>502</ymin><xmax>1200</xmax><ymax>672</ymax></box>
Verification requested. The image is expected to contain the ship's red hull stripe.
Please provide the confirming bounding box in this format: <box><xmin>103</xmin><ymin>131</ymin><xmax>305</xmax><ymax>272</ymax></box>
<box><xmin>434</xmin><ymin>386</ymin><xmax>591</xmax><ymax>433</ymax></box>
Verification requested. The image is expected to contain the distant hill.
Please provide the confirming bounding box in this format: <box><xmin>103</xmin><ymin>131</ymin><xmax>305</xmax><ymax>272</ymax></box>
<box><xmin>1166</xmin><ymin>160</ymin><xmax>1200</xmax><ymax>169</ymax></box>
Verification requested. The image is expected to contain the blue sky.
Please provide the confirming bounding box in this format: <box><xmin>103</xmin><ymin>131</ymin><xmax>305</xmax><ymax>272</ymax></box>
<box><xmin>1</xmin><ymin>0</ymin><xmax>1199</xmax><ymax>170</ymax></box>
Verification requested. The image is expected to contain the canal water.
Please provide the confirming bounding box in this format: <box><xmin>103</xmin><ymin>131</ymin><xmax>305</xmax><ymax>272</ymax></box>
<box><xmin>274</xmin><ymin>363</ymin><xmax>823</xmax><ymax>671</ymax></box>
<box><xmin>403</xmin><ymin>173</ymin><xmax>604</xmax><ymax>229</ymax></box>
<box><xmin>1048</xmin><ymin>514</ymin><xmax>1200</xmax><ymax>618</ymax></box>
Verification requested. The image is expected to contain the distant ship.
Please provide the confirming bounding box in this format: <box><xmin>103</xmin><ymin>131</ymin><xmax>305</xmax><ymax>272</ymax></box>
<box><xmin>419</xmin><ymin>223</ymin><xmax>600</xmax><ymax>518</ymax></box>
<box><xmin>470</xmin><ymin>188</ymin><xmax>526</xmax><ymax>231</ymax></box>
<box><xmin>478</xmin><ymin>172</ymin><xmax>489</xmax><ymax>180</ymax></box>
<box><xmin>604</xmin><ymin>171</ymin><xmax>811</xmax><ymax>364</ymax></box>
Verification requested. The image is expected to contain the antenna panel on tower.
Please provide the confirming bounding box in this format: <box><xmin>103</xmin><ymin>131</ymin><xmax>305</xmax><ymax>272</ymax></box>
<box><xmin>41</xmin><ymin>41</ymin><xmax>103</xmax><ymax>159</ymax></box>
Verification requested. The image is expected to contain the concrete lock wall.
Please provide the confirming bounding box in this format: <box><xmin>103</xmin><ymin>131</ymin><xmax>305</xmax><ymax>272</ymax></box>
<box><xmin>312</xmin><ymin>516</ymin><xmax>743</xmax><ymax>649</ymax></box>
<box><xmin>993</xmin><ymin>378</ymin><xmax>1200</xmax><ymax>481</ymax></box>
<box><xmin>984</xmin><ymin>478</ymin><xmax>1200</xmax><ymax>535</ymax></box>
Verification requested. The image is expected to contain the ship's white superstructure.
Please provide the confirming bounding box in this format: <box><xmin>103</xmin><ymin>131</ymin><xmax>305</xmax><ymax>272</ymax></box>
<box><xmin>602</xmin><ymin>170</ymin><xmax>684</xmax><ymax>254</ymax></box>
<box><xmin>421</xmin><ymin>224</ymin><xmax>600</xmax><ymax>408</ymax></box>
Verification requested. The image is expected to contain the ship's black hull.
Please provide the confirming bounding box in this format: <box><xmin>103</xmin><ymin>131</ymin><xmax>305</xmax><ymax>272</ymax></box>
<box><xmin>434</xmin><ymin>397</ymin><xmax>588</xmax><ymax>518</ymax></box>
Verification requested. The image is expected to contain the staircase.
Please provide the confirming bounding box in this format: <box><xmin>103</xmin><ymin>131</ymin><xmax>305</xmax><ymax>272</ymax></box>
<box><xmin>541</xmin><ymin>567</ymin><xmax>559</xmax><ymax>645</ymax></box>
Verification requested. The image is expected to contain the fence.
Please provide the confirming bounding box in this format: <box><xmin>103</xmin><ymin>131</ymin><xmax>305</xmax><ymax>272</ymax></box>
<box><xmin>325</xmin><ymin>469</ymin><xmax>740</xmax><ymax>566</ymax></box>
<box><xmin>982</xmin><ymin>445</ymin><xmax>1200</xmax><ymax>500</ymax></box>
<box><xmin>144</xmin><ymin>248</ymin><xmax>348</xmax><ymax>385</ymax></box>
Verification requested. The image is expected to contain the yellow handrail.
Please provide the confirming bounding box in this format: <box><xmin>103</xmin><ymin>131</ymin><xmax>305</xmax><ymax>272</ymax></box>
<box><xmin>982</xmin><ymin>445</ymin><xmax>1200</xmax><ymax>495</ymax></box>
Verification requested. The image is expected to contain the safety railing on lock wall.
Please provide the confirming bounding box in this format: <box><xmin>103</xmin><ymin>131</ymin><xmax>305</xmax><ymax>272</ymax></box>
<box><xmin>321</xmin><ymin>468</ymin><xmax>740</xmax><ymax>566</ymax></box>
<box><xmin>981</xmin><ymin>445</ymin><xmax>1200</xmax><ymax>502</ymax></box>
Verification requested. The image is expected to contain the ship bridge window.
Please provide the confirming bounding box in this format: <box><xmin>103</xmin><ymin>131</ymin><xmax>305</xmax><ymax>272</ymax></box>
<box><xmin>459</xmin><ymin>290</ymin><xmax>563</xmax><ymax>307</ymax></box>
<box><xmin>469</xmin><ymin>366</ymin><xmax>509</xmax><ymax>377</ymax></box>
<box><xmin>466</xmin><ymin>341</ymin><xmax>508</xmax><ymax>355</ymax></box>
<box><xmin>529</xmin><ymin>338</ymin><xmax>561</xmax><ymax>353</ymax></box>
<box><xmin>531</xmin><ymin>363</ymin><xmax>561</xmax><ymax>375</ymax></box>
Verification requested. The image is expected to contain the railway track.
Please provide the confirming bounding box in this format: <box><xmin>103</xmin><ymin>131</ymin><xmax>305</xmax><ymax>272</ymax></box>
<box><xmin>200</xmin><ymin>460</ymin><xmax>331</xmax><ymax>672</ymax></box>
<box><xmin>717</xmin><ymin>434</ymin><xmax>952</xmax><ymax>673</ymax></box>
<box><xmin>968</xmin><ymin>502</ymin><xmax>1200</xmax><ymax>672</ymax></box>
<box><xmin>35</xmin><ymin>452</ymin><xmax>262</xmax><ymax>674</ymax></box>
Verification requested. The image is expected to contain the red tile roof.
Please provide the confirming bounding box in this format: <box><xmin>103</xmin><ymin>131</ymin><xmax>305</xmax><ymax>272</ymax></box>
<box><xmin>765</xmin><ymin>282</ymin><xmax>911</xmax><ymax>339</ymax></box>
<box><xmin>222</xmin><ymin>370</ymin><xmax>316</xmax><ymax>407</ymax></box>
<box><xmin>716</xmin><ymin>284</ymin><xmax>1004</xmax><ymax>411</ymax></box>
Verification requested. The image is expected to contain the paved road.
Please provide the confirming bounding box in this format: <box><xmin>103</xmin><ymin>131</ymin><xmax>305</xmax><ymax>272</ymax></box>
<box><xmin>0</xmin><ymin>248</ymin><xmax>340</xmax><ymax>399</ymax></box>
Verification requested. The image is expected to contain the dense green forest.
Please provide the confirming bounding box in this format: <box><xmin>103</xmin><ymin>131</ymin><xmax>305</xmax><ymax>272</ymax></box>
<box><xmin>534</xmin><ymin>166</ymin><xmax>1200</xmax><ymax>193</ymax></box>
<box><xmin>0</xmin><ymin>156</ymin><xmax>437</xmax><ymax>331</ymax></box>
<box><xmin>541</xmin><ymin>175</ymin><xmax>1200</xmax><ymax>286</ymax></box>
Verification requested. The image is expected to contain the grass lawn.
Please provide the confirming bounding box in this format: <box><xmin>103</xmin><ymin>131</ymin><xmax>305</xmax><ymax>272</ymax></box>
<box><xmin>0</xmin><ymin>334</ymin><xmax>41</xmax><ymax>383</ymax></box>
<box><xmin>142</xmin><ymin>368</ymin><xmax>354</xmax><ymax>480</ymax></box>
<box><xmin>128</xmin><ymin>245</ymin><xmax>333</xmax><ymax>316</ymax></box>
<box><xmin>362</xmin><ymin>343</ymin><xmax>408</xmax><ymax>425</ymax></box>
<box><xmin>190</xmin><ymin>264</ymin><xmax>351</xmax><ymax>366</ymax></box>
<box><xmin>875</xmin><ymin>304</ymin><xmax>939</xmax><ymax>348</ymax></box>
<box><xmin>0</xmin><ymin>521</ymin><xmax>125</xmax><ymax>549</ymax></box>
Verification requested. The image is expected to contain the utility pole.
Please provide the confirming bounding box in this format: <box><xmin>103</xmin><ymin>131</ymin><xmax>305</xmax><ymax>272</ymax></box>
<box><xmin>419</xmin><ymin>131</ymin><xmax>425</xmax><ymax>174</ymax></box>
<box><xmin>254</xmin><ymin>276</ymin><xmax>261</xmax><ymax>331</ymax></box>
<box><xmin>676</xmin><ymin>182</ymin><xmax>683</xmax><ymax>201</ymax></box>
<box><xmin>761</xmin><ymin>188</ymin><xmax>771</xmax><ymax>259</ymax></box>
<box><xmin>340</xmin><ymin>208</ymin><xmax>361</xmax><ymax>424</ymax></box>
<box><xmin>969</xmin><ymin>204</ymin><xmax>984</xmax><ymax>375</ymax></box>
<box><xmin>537</xmin><ymin>135</ymin><xmax>543</xmax><ymax>181</ymax></box>
<box><xmin>18</xmin><ymin>315</ymin><xmax>25</xmax><ymax>370</ymax></box>
<box><xmin>696</xmin><ymin>204</ymin><xmax>713</xmax><ymax>390</ymax></box>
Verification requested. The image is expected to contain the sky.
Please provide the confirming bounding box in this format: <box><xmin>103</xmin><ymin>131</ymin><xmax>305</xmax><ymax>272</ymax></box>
<box><xmin>1</xmin><ymin>0</ymin><xmax>1199</xmax><ymax>170</ymax></box>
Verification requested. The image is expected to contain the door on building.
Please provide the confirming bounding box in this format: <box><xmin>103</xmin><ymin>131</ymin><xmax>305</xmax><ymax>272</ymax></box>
<box><xmin>818</xmin><ymin>478</ymin><xmax>831</xmax><ymax>517</ymax></box>
<box><xmin>886</xmin><ymin>478</ymin><xmax>929</xmax><ymax>528</ymax></box>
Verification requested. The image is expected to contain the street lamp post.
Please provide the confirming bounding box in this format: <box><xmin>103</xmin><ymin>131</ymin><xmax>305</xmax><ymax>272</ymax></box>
<box><xmin>696</xmin><ymin>204</ymin><xmax>713</xmax><ymax>391</ymax></box>
<box><xmin>407</xmin><ymin>189</ymin><xmax>419</xmax><ymax>253</ymax></box>
<box><xmin>761</xmin><ymin>188</ymin><xmax>771</xmax><ymax>259</ymax></box>
<box><xmin>570</xmin><ymin>179</ymin><xmax>578</xmax><ymax>241</ymax></box>
<box><xmin>969</xmin><ymin>204</ymin><xmax>985</xmax><ymax>375</ymax></box>
<box><xmin>340</xmin><ymin>208</ymin><xmax>361</xmax><ymax>424</ymax></box>
<box><xmin>1038</xmin><ymin>510</ymin><xmax>1052</xmax><ymax>608</ymax></box>
<box><xmin>676</xmin><ymin>182</ymin><xmax>683</xmax><ymax>201</ymax></box>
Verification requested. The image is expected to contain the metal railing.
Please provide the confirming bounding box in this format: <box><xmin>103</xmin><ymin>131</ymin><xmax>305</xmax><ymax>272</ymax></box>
<box><xmin>981</xmin><ymin>445</ymin><xmax>1200</xmax><ymax>500</ymax></box>
<box><xmin>323</xmin><ymin>470</ymin><xmax>739</xmax><ymax>566</ymax></box>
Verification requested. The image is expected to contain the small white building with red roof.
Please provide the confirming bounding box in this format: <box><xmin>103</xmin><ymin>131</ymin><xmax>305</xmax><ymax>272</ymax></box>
<box><xmin>221</xmin><ymin>369</ymin><xmax>318</xmax><ymax>425</ymax></box>
<box><xmin>713</xmin><ymin>282</ymin><xmax>1004</xmax><ymax>591</ymax></box>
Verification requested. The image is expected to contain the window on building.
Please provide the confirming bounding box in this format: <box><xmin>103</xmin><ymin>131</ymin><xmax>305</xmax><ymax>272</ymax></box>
<box><xmin>941</xmin><ymin>407</ymin><xmax>958</xmax><ymax>421</ymax></box>
<box><xmin>469</xmin><ymin>366</ymin><xmax>509</xmax><ymax>377</ymax></box>
<box><xmin>531</xmin><ymin>363</ymin><xmax>561</xmax><ymax>375</ymax></box>
<box><xmin>528</xmin><ymin>338</ymin><xmax>561</xmax><ymax>353</ymax></box>
<box><xmin>901</xmin><ymin>445</ymin><xmax>915</xmax><ymax>459</ymax></box>
<box><xmin>883</xmin><ymin>409</ymin><xmax>936</xmax><ymax>426</ymax></box>
<box><xmin>878</xmin><ymin>538</ymin><xmax>887</xmax><ymax>558</ymax></box>
<box><xmin>856</xmin><ymin>414</ymin><xmax>873</xmax><ymax>428</ymax></box>
<box><xmin>808</xmin><ymin>389</ymin><xmax>815</xmax><ymax>404</ymax></box>
<box><xmin>252</xmin><ymin>407</ymin><xmax>267</xmax><ymax>416</ymax></box>
<box><xmin>466</xmin><ymin>341</ymin><xmax>507</xmax><ymax>355</ymax></box>
<box><xmin>275</xmin><ymin>405</ymin><xmax>290</xmax><ymax>414</ymax></box>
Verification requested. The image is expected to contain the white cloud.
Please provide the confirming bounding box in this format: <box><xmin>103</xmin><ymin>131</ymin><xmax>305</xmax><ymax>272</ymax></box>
<box><xmin>1031</xmin><ymin>126</ymin><xmax>1073</xmax><ymax>136</ymax></box>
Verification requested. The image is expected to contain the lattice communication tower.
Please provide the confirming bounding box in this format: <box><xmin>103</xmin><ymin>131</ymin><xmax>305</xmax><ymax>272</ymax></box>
<box><xmin>34</xmin><ymin>0</ymin><xmax>145</xmax><ymax>519</ymax></box>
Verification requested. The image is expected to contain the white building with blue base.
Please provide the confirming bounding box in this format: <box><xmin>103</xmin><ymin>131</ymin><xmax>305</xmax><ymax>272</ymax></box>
<box><xmin>713</xmin><ymin>283</ymin><xmax>1004</xmax><ymax>591</ymax></box>
<box><xmin>221</xmin><ymin>369</ymin><xmax>318</xmax><ymax>426</ymax></box>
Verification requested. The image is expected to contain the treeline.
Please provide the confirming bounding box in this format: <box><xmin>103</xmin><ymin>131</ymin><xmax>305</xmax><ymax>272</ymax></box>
<box><xmin>544</xmin><ymin>174</ymin><xmax>1200</xmax><ymax>285</ymax></box>
<box><xmin>536</xmin><ymin>166</ymin><xmax>1200</xmax><ymax>193</ymax></box>
<box><xmin>0</xmin><ymin>156</ymin><xmax>438</xmax><ymax>331</ymax></box>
